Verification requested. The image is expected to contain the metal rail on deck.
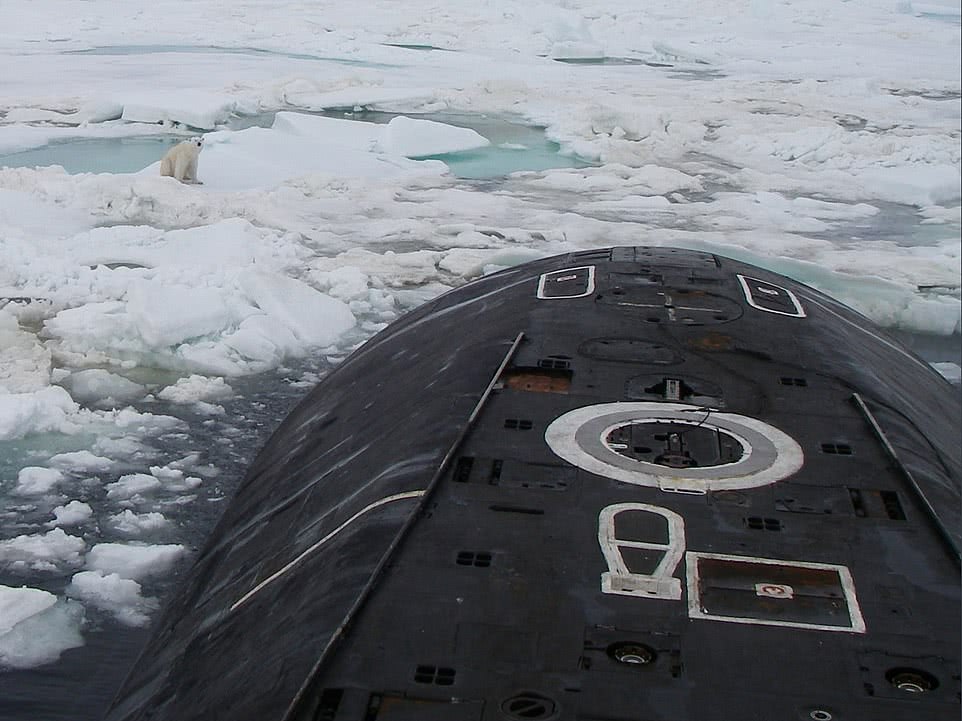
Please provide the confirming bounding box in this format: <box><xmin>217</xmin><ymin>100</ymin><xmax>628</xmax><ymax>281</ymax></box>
<box><xmin>852</xmin><ymin>392</ymin><xmax>961</xmax><ymax>569</ymax></box>
<box><xmin>282</xmin><ymin>331</ymin><xmax>527</xmax><ymax>720</ymax></box>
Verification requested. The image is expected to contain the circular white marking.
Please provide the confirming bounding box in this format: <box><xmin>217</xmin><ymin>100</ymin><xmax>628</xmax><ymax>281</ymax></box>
<box><xmin>544</xmin><ymin>402</ymin><xmax>803</xmax><ymax>491</ymax></box>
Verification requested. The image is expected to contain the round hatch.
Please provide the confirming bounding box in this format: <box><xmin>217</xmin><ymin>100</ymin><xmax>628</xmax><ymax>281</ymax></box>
<box><xmin>544</xmin><ymin>402</ymin><xmax>803</xmax><ymax>492</ymax></box>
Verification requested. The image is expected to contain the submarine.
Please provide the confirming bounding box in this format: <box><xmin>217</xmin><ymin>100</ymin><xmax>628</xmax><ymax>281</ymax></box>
<box><xmin>105</xmin><ymin>247</ymin><xmax>960</xmax><ymax>721</ymax></box>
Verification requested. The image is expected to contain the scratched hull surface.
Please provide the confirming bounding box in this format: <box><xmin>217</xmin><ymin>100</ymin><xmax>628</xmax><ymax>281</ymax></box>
<box><xmin>106</xmin><ymin>248</ymin><xmax>960</xmax><ymax>721</ymax></box>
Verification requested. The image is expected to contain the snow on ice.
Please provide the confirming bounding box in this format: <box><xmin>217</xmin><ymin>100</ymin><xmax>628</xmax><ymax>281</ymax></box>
<box><xmin>85</xmin><ymin>543</ymin><xmax>186</xmax><ymax>582</ymax></box>
<box><xmin>0</xmin><ymin>585</ymin><xmax>84</xmax><ymax>669</ymax></box>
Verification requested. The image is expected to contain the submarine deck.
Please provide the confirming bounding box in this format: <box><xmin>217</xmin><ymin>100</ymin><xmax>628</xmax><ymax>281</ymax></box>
<box><xmin>106</xmin><ymin>247</ymin><xmax>961</xmax><ymax>721</ymax></box>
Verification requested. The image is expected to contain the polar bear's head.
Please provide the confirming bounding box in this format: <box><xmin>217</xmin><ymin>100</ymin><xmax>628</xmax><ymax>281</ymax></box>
<box><xmin>189</xmin><ymin>136</ymin><xmax>204</xmax><ymax>149</ymax></box>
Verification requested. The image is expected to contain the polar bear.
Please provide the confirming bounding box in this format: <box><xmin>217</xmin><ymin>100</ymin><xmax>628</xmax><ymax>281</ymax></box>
<box><xmin>160</xmin><ymin>137</ymin><xmax>203</xmax><ymax>184</ymax></box>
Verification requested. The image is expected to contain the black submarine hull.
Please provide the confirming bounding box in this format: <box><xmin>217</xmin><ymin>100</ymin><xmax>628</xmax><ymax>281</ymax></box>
<box><xmin>106</xmin><ymin>247</ymin><xmax>960</xmax><ymax>721</ymax></box>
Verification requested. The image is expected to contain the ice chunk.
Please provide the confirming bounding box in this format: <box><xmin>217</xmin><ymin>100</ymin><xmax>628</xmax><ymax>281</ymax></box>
<box><xmin>105</xmin><ymin>473</ymin><xmax>162</xmax><ymax>500</ymax></box>
<box><xmin>270</xmin><ymin>112</ymin><xmax>381</xmax><ymax>150</ymax></box>
<box><xmin>13</xmin><ymin>467</ymin><xmax>65</xmax><ymax>496</ymax></box>
<box><xmin>0</xmin><ymin>309</ymin><xmax>51</xmax><ymax>393</ymax></box>
<box><xmin>66</xmin><ymin>570</ymin><xmax>157</xmax><ymax>626</ymax></box>
<box><xmin>380</xmin><ymin>116</ymin><xmax>490</xmax><ymax>158</ymax></box>
<box><xmin>120</xmin><ymin>91</ymin><xmax>244</xmax><ymax>130</ymax></box>
<box><xmin>60</xmin><ymin>369</ymin><xmax>145</xmax><ymax>407</ymax></box>
<box><xmin>157</xmin><ymin>375</ymin><xmax>233</xmax><ymax>404</ymax></box>
<box><xmin>860</xmin><ymin>165</ymin><xmax>961</xmax><ymax>207</ymax></box>
<box><xmin>75</xmin><ymin>218</ymin><xmax>298</xmax><ymax>276</ymax></box>
<box><xmin>2</xmin><ymin>101</ymin><xmax>122</xmax><ymax>127</ymax></box>
<box><xmin>48</xmin><ymin>450</ymin><xmax>113</xmax><ymax>473</ymax></box>
<box><xmin>50</xmin><ymin>501</ymin><xmax>94</xmax><ymax>527</ymax></box>
<box><xmin>0</xmin><ymin>586</ymin><xmax>84</xmax><ymax>669</ymax></box>
<box><xmin>126</xmin><ymin>283</ymin><xmax>232</xmax><ymax>348</ymax></box>
<box><xmin>107</xmin><ymin>510</ymin><xmax>170</xmax><ymax>536</ymax></box>
<box><xmin>652</xmin><ymin>40</ymin><xmax>715</xmax><ymax>65</ymax></box>
<box><xmin>238</xmin><ymin>269</ymin><xmax>356</xmax><ymax>347</ymax></box>
<box><xmin>86</xmin><ymin>542</ymin><xmax>186</xmax><ymax>581</ymax></box>
<box><xmin>0</xmin><ymin>386</ymin><xmax>79</xmax><ymax>441</ymax></box>
<box><xmin>74</xmin><ymin>100</ymin><xmax>125</xmax><ymax>125</ymax></box>
<box><xmin>0</xmin><ymin>585</ymin><xmax>56</xmax><ymax>634</ymax></box>
<box><xmin>313</xmin><ymin>266</ymin><xmax>371</xmax><ymax>302</ymax></box>
<box><xmin>0</xmin><ymin>529</ymin><xmax>86</xmax><ymax>572</ymax></box>
<box><xmin>275</xmin><ymin>84</ymin><xmax>435</xmax><ymax>112</ymax></box>
<box><xmin>439</xmin><ymin>247</ymin><xmax>547</xmax><ymax>279</ymax></box>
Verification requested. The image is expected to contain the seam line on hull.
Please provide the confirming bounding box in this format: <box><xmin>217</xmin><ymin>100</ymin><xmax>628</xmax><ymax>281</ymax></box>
<box><xmin>281</xmin><ymin>330</ymin><xmax>526</xmax><ymax>720</ymax></box>
<box><xmin>228</xmin><ymin>489</ymin><xmax>426</xmax><ymax>613</ymax></box>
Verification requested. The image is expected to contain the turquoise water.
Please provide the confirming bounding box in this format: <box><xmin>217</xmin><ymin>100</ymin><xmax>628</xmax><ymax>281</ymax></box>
<box><xmin>423</xmin><ymin>142</ymin><xmax>587</xmax><ymax>179</ymax></box>
<box><xmin>396</xmin><ymin>112</ymin><xmax>591</xmax><ymax>178</ymax></box>
<box><xmin>0</xmin><ymin>113</ymin><xmax>590</xmax><ymax>179</ymax></box>
<box><xmin>0</xmin><ymin>136</ymin><xmax>178</xmax><ymax>174</ymax></box>
<box><xmin>295</xmin><ymin>110</ymin><xmax>591</xmax><ymax>178</ymax></box>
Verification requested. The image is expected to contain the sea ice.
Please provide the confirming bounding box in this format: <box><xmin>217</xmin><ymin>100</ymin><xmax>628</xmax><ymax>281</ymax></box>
<box><xmin>0</xmin><ymin>386</ymin><xmax>80</xmax><ymax>441</ymax></box>
<box><xmin>66</xmin><ymin>570</ymin><xmax>157</xmax><ymax>626</ymax></box>
<box><xmin>85</xmin><ymin>542</ymin><xmax>186</xmax><ymax>581</ymax></box>
<box><xmin>143</xmin><ymin>113</ymin><xmax>450</xmax><ymax>191</ymax></box>
<box><xmin>105</xmin><ymin>473</ymin><xmax>162</xmax><ymax>501</ymax></box>
<box><xmin>379</xmin><ymin>116</ymin><xmax>489</xmax><ymax>158</ymax></box>
<box><xmin>148</xmin><ymin>465</ymin><xmax>202</xmax><ymax>492</ymax></box>
<box><xmin>438</xmin><ymin>247</ymin><xmax>548</xmax><ymax>279</ymax></box>
<box><xmin>4</xmin><ymin>101</ymin><xmax>123</xmax><ymax>126</ymax></box>
<box><xmin>157</xmin><ymin>375</ymin><xmax>233</xmax><ymax>405</ymax></box>
<box><xmin>120</xmin><ymin>91</ymin><xmax>253</xmax><ymax>130</ymax></box>
<box><xmin>59</xmin><ymin>369</ymin><xmax>145</xmax><ymax>408</ymax></box>
<box><xmin>237</xmin><ymin>269</ymin><xmax>356</xmax><ymax>347</ymax></box>
<box><xmin>50</xmin><ymin>501</ymin><xmax>94</xmax><ymax>527</ymax></box>
<box><xmin>107</xmin><ymin>509</ymin><xmax>169</xmax><ymax>536</ymax></box>
<box><xmin>0</xmin><ymin>309</ymin><xmax>51</xmax><ymax>393</ymax></box>
<box><xmin>0</xmin><ymin>585</ymin><xmax>84</xmax><ymax>669</ymax></box>
<box><xmin>48</xmin><ymin>450</ymin><xmax>114</xmax><ymax>473</ymax></box>
<box><xmin>13</xmin><ymin>467</ymin><xmax>65</xmax><ymax>496</ymax></box>
<box><xmin>0</xmin><ymin>585</ymin><xmax>56</xmax><ymax>634</ymax></box>
<box><xmin>0</xmin><ymin>528</ymin><xmax>86</xmax><ymax>572</ymax></box>
<box><xmin>274</xmin><ymin>84</ymin><xmax>437</xmax><ymax>112</ymax></box>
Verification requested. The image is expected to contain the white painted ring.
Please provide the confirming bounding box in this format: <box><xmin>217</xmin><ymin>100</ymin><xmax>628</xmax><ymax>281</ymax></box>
<box><xmin>544</xmin><ymin>402</ymin><xmax>803</xmax><ymax>491</ymax></box>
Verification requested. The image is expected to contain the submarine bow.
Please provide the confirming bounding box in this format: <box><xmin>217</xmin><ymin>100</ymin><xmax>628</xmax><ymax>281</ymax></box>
<box><xmin>106</xmin><ymin>247</ymin><xmax>961</xmax><ymax>721</ymax></box>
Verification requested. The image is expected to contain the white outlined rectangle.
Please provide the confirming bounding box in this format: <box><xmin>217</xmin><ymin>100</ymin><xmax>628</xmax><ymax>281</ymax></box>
<box><xmin>686</xmin><ymin>551</ymin><xmax>866</xmax><ymax>633</ymax></box>
<box><xmin>736</xmin><ymin>274</ymin><xmax>806</xmax><ymax>317</ymax></box>
<box><xmin>537</xmin><ymin>266</ymin><xmax>596</xmax><ymax>299</ymax></box>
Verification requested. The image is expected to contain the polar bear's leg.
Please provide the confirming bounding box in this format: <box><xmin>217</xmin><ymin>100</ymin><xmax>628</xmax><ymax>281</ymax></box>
<box><xmin>171</xmin><ymin>155</ymin><xmax>185</xmax><ymax>182</ymax></box>
<box><xmin>175</xmin><ymin>154</ymin><xmax>200</xmax><ymax>184</ymax></box>
<box><xmin>184</xmin><ymin>156</ymin><xmax>202</xmax><ymax>184</ymax></box>
<box><xmin>160</xmin><ymin>154</ymin><xmax>174</xmax><ymax>177</ymax></box>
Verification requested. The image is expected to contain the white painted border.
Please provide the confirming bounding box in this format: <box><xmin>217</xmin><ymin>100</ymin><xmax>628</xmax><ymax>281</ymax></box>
<box><xmin>544</xmin><ymin>402</ymin><xmax>804</xmax><ymax>491</ymax></box>
<box><xmin>230</xmin><ymin>489</ymin><xmax>425</xmax><ymax>613</ymax></box>
<box><xmin>599</xmin><ymin>503</ymin><xmax>685</xmax><ymax>600</ymax></box>
<box><xmin>737</xmin><ymin>274</ymin><xmax>807</xmax><ymax>317</ymax></box>
<box><xmin>685</xmin><ymin>551</ymin><xmax>866</xmax><ymax>633</ymax></box>
<box><xmin>537</xmin><ymin>265</ymin><xmax>596</xmax><ymax>299</ymax></box>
